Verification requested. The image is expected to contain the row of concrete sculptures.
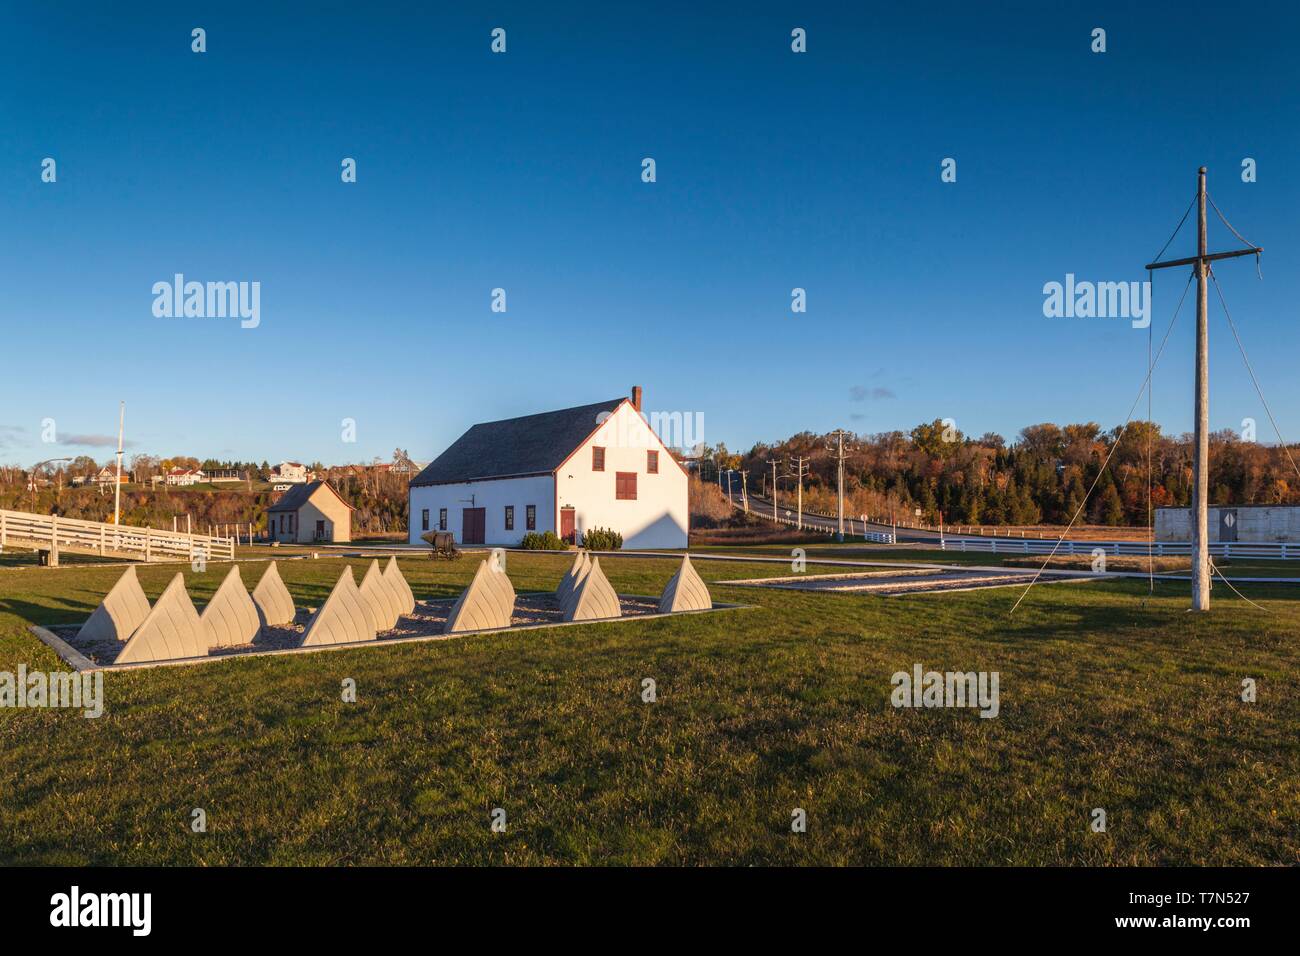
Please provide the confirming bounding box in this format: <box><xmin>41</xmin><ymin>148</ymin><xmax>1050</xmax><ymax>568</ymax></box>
<box><xmin>78</xmin><ymin>558</ymin><xmax>417</xmax><ymax>664</ymax></box>
<box><xmin>79</xmin><ymin>552</ymin><xmax>714</xmax><ymax>660</ymax></box>
<box><xmin>441</xmin><ymin>551</ymin><xmax>713</xmax><ymax>635</ymax></box>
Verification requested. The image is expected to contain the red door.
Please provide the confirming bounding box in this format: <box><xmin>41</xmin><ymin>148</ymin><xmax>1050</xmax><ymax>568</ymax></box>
<box><xmin>560</xmin><ymin>507</ymin><xmax>575</xmax><ymax>544</ymax></box>
<box><xmin>462</xmin><ymin>507</ymin><xmax>485</xmax><ymax>545</ymax></box>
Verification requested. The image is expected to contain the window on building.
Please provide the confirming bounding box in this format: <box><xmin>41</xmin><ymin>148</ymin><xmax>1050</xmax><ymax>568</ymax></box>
<box><xmin>439</xmin><ymin>508</ymin><xmax>448</xmax><ymax>531</ymax></box>
<box><xmin>421</xmin><ymin>509</ymin><xmax>430</xmax><ymax>531</ymax></box>
<box><xmin>505</xmin><ymin>505</ymin><xmax>514</xmax><ymax>531</ymax></box>
<box><xmin>616</xmin><ymin>471</ymin><xmax>637</xmax><ymax>500</ymax></box>
<box><xmin>647</xmin><ymin>450</ymin><xmax>659</xmax><ymax>474</ymax></box>
<box><xmin>592</xmin><ymin>446</ymin><xmax>606</xmax><ymax>471</ymax></box>
<box><xmin>526</xmin><ymin>505</ymin><xmax>536</xmax><ymax>530</ymax></box>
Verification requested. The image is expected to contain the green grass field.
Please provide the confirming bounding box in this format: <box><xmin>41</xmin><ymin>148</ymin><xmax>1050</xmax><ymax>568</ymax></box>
<box><xmin>1</xmin><ymin>551</ymin><xmax>1297</xmax><ymax>865</ymax></box>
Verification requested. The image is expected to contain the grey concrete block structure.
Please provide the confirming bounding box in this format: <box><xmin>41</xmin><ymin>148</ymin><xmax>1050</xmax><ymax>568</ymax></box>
<box><xmin>76</xmin><ymin>564</ymin><xmax>151</xmax><ymax>645</ymax></box>
<box><xmin>252</xmin><ymin>561</ymin><xmax>296</xmax><ymax>627</ymax></box>
<box><xmin>658</xmin><ymin>554</ymin><xmax>712</xmax><ymax>613</ymax></box>
<box><xmin>383</xmin><ymin>557</ymin><xmax>416</xmax><ymax>616</ymax></box>
<box><xmin>359</xmin><ymin>559</ymin><xmax>401</xmax><ymax>631</ymax></box>
<box><xmin>116</xmin><ymin>573</ymin><xmax>208</xmax><ymax>664</ymax></box>
<box><xmin>200</xmin><ymin>564</ymin><xmax>262</xmax><ymax>649</ymax></box>
<box><xmin>1156</xmin><ymin>504</ymin><xmax>1300</xmax><ymax>543</ymax></box>
<box><xmin>445</xmin><ymin>560</ymin><xmax>516</xmax><ymax>634</ymax></box>
<box><xmin>300</xmin><ymin>566</ymin><xmax>377</xmax><ymax>647</ymax></box>
<box><xmin>565</xmin><ymin>556</ymin><xmax>622</xmax><ymax>622</ymax></box>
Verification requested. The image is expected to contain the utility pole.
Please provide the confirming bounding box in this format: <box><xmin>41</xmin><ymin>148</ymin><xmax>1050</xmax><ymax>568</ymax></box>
<box><xmin>740</xmin><ymin>469</ymin><xmax>749</xmax><ymax>513</ymax></box>
<box><xmin>787</xmin><ymin>456</ymin><xmax>809</xmax><ymax>530</ymax></box>
<box><xmin>1146</xmin><ymin>166</ymin><xmax>1261</xmax><ymax>611</ymax></box>
<box><xmin>113</xmin><ymin>401</ymin><xmax>125</xmax><ymax>526</ymax></box>
<box><xmin>768</xmin><ymin>459</ymin><xmax>779</xmax><ymax>523</ymax></box>
<box><xmin>828</xmin><ymin>429</ymin><xmax>852</xmax><ymax>543</ymax></box>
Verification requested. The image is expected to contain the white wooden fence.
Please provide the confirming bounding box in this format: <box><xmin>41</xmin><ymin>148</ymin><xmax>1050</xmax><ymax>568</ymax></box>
<box><xmin>0</xmin><ymin>508</ymin><xmax>234</xmax><ymax>563</ymax></box>
<box><xmin>941</xmin><ymin>536</ymin><xmax>1299</xmax><ymax>560</ymax></box>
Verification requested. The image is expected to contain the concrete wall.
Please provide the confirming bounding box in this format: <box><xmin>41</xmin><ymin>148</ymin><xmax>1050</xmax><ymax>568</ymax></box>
<box><xmin>408</xmin><ymin>475</ymin><xmax>555</xmax><ymax>547</ymax></box>
<box><xmin>1156</xmin><ymin>505</ymin><xmax>1300</xmax><ymax>542</ymax></box>
<box><xmin>556</xmin><ymin>401</ymin><xmax>689</xmax><ymax>550</ymax></box>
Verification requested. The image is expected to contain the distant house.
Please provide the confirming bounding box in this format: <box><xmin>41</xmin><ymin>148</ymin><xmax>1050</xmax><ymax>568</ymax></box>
<box><xmin>165</xmin><ymin>468</ymin><xmax>205</xmax><ymax>486</ymax></box>
<box><xmin>95</xmin><ymin>466</ymin><xmax>130</xmax><ymax>488</ymax></box>
<box><xmin>267</xmin><ymin>480</ymin><xmax>353</xmax><ymax>544</ymax></box>
<box><xmin>408</xmin><ymin>386</ymin><xmax>688</xmax><ymax>549</ymax></box>
<box><xmin>270</xmin><ymin>461</ymin><xmax>312</xmax><ymax>484</ymax></box>
<box><xmin>207</xmin><ymin>469</ymin><xmax>243</xmax><ymax>483</ymax></box>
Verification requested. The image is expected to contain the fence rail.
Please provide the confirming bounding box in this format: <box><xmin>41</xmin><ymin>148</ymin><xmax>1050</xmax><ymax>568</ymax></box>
<box><xmin>0</xmin><ymin>508</ymin><xmax>234</xmax><ymax>564</ymax></box>
<box><xmin>940</xmin><ymin>537</ymin><xmax>1299</xmax><ymax>560</ymax></box>
<box><xmin>735</xmin><ymin>500</ymin><xmax>1300</xmax><ymax>560</ymax></box>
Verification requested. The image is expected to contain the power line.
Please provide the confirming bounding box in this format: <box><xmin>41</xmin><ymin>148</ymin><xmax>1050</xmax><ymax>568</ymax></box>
<box><xmin>1010</xmin><ymin>271</ymin><xmax>1194</xmax><ymax>616</ymax></box>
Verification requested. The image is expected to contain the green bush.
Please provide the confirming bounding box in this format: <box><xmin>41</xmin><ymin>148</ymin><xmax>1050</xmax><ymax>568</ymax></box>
<box><xmin>519</xmin><ymin>530</ymin><xmax>568</xmax><ymax>551</ymax></box>
<box><xmin>581</xmin><ymin>526</ymin><xmax>623</xmax><ymax>551</ymax></box>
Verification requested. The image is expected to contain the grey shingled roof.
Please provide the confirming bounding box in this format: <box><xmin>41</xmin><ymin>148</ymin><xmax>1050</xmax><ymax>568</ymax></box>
<box><xmin>410</xmin><ymin>398</ymin><xmax>628</xmax><ymax>487</ymax></box>
<box><xmin>268</xmin><ymin>480</ymin><xmax>353</xmax><ymax>512</ymax></box>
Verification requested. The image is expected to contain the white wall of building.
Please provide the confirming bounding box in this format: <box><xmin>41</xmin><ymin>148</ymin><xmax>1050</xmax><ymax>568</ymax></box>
<box><xmin>556</xmin><ymin>401</ymin><xmax>689</xmax><ymax>549</ymax></box>
<box><xmin>409</xmin><ymin>475</ymin><xmax>555</xmax><ymax>547</ymax></box>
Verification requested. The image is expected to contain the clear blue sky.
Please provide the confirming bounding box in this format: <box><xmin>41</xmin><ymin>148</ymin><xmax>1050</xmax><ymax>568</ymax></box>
<box><xmin>3</xmin><ymin>2</ymin><xmax>1298</xmax><ymax>467</ymax></box>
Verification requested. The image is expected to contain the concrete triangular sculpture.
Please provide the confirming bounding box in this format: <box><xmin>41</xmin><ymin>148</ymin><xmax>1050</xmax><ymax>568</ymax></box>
<box><xmin>555</xmin><ymin>550</ymin><xmax>587</xmax><ymax>610</ymax></box>
<box><xmin>252</xmin><ymin>561</ymin><xmax>295</xmax><ymax>627</ymax></box>
<box><xmin>359</xmin><ymin>559</ymin><xmax>401</xmax><ymax>631</ymax></box>
<box><xmin>76</xmin><ymin>564</ymin><xmax>151</xmax><ymax>645</ymax></box>
<box><xmin>116</xmin><ymin>573</ymin><xmax>208</xmax><ymax>664</ymax></box>
<box><xmin>200</xmin><ymin>564</ymin><xmax>262</xmax><ymax>649</ymax></box>
<box><xmin>444</xmin><ymin>560</ymin><xmax>516</xmax><ymax>634</ymax></box>
<box><xmin>564</xmin><ymin>556</ymin><xmax>622</xmax><ymax>622</ymax></box>
<box><xmin>562</xmin><ymin>552</ymin><xmax>593</xmax><ymax>616</ymax></box>
<box><xmin>300</xmin><ymin>566</ymin><xmax>377</xmax><ymax>647</ymax></box>
<box><xmin>658</xmin><ymin>555</ymin><xmax>712</xmax><ymax>613</ymax></box>
<box><xmin>383</xmin><ymin>556</ymin><xmax>416</xmax><ymax>616</ymax></box>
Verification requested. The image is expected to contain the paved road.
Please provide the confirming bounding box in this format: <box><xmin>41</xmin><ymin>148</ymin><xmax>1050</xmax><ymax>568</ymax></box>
<box><xmin>721</xmin><ymin>489</ymin><xmax>944</xmax><ymax>544</ymax></box>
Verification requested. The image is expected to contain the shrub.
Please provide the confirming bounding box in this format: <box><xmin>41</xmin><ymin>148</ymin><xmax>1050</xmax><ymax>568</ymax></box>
<box><xmin>582</xmin><ymin>526</ymin><xmax>623</xmax><ymax>550</ymax></box>
<box><xmin>519</xmin><ymin>530</ymin><xmax>568</xmax><ymax>551</ymax></box>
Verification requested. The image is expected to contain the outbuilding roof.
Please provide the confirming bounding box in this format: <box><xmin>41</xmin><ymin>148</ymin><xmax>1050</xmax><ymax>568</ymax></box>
<box><xmin>267</xmin><ymin>480</ymin><xmax>354</xmax><ymax>512</ymax></box>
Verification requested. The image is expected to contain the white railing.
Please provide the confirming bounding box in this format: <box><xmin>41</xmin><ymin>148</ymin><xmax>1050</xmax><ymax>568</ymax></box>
<box><xmin>0</xmin><ymin>508</ymin><xmax>234</xmax><ymax>563</ymax></box>
<box><xmin>940</xmin><ymin>536</ymin><xmax>1298</xmax><ymax>560</ymax></box>
<box><xmin>755</xmin><ymin>506</ymin><xmax>895</xmax><ymax>543</ymax></box>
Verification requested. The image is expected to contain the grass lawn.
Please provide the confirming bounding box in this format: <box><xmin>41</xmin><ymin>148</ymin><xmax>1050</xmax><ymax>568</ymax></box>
<box><xmin>0</xmin><ymin>551</ymin><xmax>1297</xmax><ymax>865</ymax></box>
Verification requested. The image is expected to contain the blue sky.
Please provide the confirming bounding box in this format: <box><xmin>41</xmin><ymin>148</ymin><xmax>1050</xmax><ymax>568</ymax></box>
<box><xmin>2</xmin><ymin>2</ymin><xmax>1298</xmax><ymax>467</ymax></box>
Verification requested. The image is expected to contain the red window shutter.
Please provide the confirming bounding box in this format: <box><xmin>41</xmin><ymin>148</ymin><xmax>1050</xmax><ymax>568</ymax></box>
<box><xmin>647</xmin><ymin>450</ymin><xmax>658</xmax><ymax>474</ymax></box>
<box><xmin>592</xmin><ymin>446</ymin><xmax>605</xmax><ymax>471</ymax></box>
<box><xmin>616</xmin><ymin>471</ymin><xmax>637</xmax><ymax>500</ymax></box>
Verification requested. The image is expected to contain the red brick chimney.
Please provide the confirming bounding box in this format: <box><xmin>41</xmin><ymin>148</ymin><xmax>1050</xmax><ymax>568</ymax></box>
<box><xmin>631</xmin><ymin>385</ymin><xmax>642</xmax><ymax>412</ymax></box>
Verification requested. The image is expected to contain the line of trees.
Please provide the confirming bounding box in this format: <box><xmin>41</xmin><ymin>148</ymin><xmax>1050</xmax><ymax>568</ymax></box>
<box><xmin>3</xmin><ymin>449</ymin><xmax>419</xmax><ymax>536</ymax></box>
<box><xmin>699</xmin><ymin>420</ymin><xmax>1298</xmax><ymax>527</ymax></box>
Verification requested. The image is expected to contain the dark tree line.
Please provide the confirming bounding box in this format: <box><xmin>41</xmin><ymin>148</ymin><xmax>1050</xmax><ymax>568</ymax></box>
<box><xmin>715</xmin><ymin>420</ymin><xmax>1299</xmax><ymax>527</ymax></box>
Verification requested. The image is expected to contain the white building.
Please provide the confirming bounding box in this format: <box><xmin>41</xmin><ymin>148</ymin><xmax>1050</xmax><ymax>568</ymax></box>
<box><xmin>271</xmin><ymin>461</ymin><xmax>311</xmax><ymax>483</ymax></box>
<box><xmin>408</xmin><ymin>387</ymin><xmax>689</xmax><ymax>549</ymax></box>
<box><xmin>164</xmin><ymin>468</ymin><xmax>205</xmax><ymax>486</ymax></box>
